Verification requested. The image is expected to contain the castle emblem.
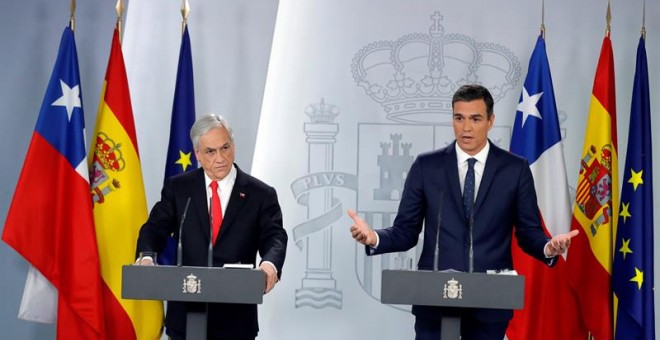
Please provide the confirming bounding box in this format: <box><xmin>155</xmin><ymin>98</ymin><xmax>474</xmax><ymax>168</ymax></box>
<box><xmin>182</xmin><ymin>274</ymin><xmax>202</xmax><ymax>294</ymax></box>
<box><xmin>374</xmin><ymin>134</ymin><xmax>414</xmax><ymax>201</ymax></box>
<box><xmin>575</xmin><ymin>144</ymin><xmax>614</xmax><ymax>236</ymax></box>
<box><xmin>90</xmin><ymin>132</ymin><xmax>125</xmax><ymax>204</ymax></box>
<box><xmin>443</xmin><ymin>278</ymin><xmax>463</xmax><ymax>300</ymax></box>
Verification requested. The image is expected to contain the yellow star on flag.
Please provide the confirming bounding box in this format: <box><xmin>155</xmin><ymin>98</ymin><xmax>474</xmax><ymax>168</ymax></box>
<box><xmin>628</xmin><ymin>168</ymin><xmax>643</xmax><ymax>191</ymax></box>
<box><xmin>630</xmin><ymin>267</ymin><xmax>644</xmax><ymax>290</ymax></box>
<box><xmin>619</xmin><ymin>202</ymin><xmax>631</xmax><ymax>224</ymax></box>
<box><xmin>175</xmin><ymin>150</ymin><xmax>192</xmax><ymax>171</ymax></box>
<box><xmin>619</xmin><ymin>238</ymin><xmax>633</xmax><ymax>260</ymax></box>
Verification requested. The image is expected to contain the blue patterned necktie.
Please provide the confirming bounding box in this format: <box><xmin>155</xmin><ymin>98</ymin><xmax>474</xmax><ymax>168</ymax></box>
<box><xmin>463</xmin><ymin>158</ymin><xmax>477</xmax><ymax>220</ymax></box>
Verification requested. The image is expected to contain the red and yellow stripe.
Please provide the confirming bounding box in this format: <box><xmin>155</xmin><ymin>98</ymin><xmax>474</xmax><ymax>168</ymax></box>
<box><xmin>90</xmin><ymin>26</ymin><xmax>163</xmax><ymax>340</ymax></box>
<box><xmin>567</xmin><ymin>35</ymin><xmax>618</xmax><ymax>340</ymax></box>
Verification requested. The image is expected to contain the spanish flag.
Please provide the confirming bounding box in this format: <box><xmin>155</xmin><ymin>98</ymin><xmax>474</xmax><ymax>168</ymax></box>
<box><xmin>566</xmin><ymin>34</ymin><xmax>618</xmax><ymax>339</ymax></box>
<box><xmin>89</xmin><ymin>25</ymin><xmax>164</xmax><ymax>339</ymax></box>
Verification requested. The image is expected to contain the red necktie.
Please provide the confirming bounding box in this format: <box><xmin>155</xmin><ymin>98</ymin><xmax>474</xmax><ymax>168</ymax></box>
<box><xmin>210</xmin><ymin>180</ymin><xmax>223</xmax><ymax>245</ymax></box>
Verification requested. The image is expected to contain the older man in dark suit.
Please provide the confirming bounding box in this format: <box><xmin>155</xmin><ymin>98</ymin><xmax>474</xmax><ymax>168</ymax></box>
<box><xmin>349</xmin><ymin>84</ymin><xmax>577</xmax><ymax>340</ymax></box>
<box><xmin>136</xmin><ymin>114</ymin><xmax>287</xmax><ymax>340</ymax></box>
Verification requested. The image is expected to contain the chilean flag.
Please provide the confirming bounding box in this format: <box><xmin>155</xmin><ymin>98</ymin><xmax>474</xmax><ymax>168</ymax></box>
<box><xmin>506</xmin><ymin>35</ymin><xmax>585</xmax><ymax>339</ymax></box>
<box><xmin>2</xmin><ymin>27</ymin><xmax>105</xmax><ymax>338</ymax></box>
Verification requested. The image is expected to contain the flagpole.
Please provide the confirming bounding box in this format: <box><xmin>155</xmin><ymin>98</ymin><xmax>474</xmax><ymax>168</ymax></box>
<box><xmin>181</xmin><ymin>0</ymin><xmax>190</xmax><ymax>34</ymax></box>
<box><xmin>69</xmin><ymin>0</ymin><xmax>76</xmax><ymax>31</ymax></box>
<box><xmin>605</xmin><ymin>1</ymin><xmax>611</xmax><ymax>37</ymax></box>
<box><xmin>540</xmin><ymin>0</ymin><xmax>545</xmax><ymax>38</ymax></box>
<box><xmin>115</xmin><ymin>0</ymin><xmax>125</xmax><ymax>42</ymax></box>
<box><xmin>641</xmin><ymin>0</ymin><xmax>646</xmax><ymax>40</ymax></box>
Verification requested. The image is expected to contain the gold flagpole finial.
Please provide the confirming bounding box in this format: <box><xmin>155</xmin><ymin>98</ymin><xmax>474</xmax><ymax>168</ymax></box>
<box><xmin>641</xmin><ymin>0</ymin><xmax>646</xmax><ymax>40</ymax></box>
<box><xmin>605</xmin><ymin>1</ymin><xmax>612</xmax><ymax>37</ymax></box>
<box><xmin>115</xmin><ymin>0</ymin><xmax>125</xmax><ymax>41</ymax></box>
<box><xmin>540</xmin><ymin>0</ymin><xmax>546</xmax><ymax>38</ymax></box>
<box><xmin>181</xmin><ymin>0</ymin><xmax>190</xmax><ymax>34</ymax></box>
<box><xmin>70</xmin><ymin>0</ymin><xmax>76</xmax><ymax>31</ymax></box>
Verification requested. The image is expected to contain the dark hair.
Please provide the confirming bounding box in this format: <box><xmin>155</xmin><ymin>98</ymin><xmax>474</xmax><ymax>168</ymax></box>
<box><xmin>452</xmin><ymin>84</ymin><xmax>494</xmax><ymax>118</ymax></box>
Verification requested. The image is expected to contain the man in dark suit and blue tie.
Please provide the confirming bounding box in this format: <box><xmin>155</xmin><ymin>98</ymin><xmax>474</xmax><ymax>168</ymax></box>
<box><xmin>136</xmin><ymin>114</ymin><xmax>288</xmax><ymax>340</ymax></box>
<box><xmin>349</xmin><ymin>84</ymin><xmax>577</xmax><ymax>340</ymax></box>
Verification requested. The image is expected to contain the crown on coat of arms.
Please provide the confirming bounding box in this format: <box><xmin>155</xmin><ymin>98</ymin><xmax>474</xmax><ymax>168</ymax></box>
<box><xmin>351</xmin><ymin>11</ymin><xmax>521</xmax><ymax>124</ymax></box>
<box><xmin>93</xmin><ymin>132</ymin><xmax>125</xmax><ymax>171</ymax></box>
<box><xmin>306</xmin><ymin>98</ymin><xmax>340</xmax><ymax>124</ymax></box>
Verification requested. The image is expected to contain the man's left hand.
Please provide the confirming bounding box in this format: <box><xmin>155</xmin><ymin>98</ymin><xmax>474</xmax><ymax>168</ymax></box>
<box><xmin>260</xmin><ymin>262</ymin><xmax>278</xmax><ymax>294</ymax></box>
<box><xmin>545</xmin><ymin>229</ymin><xmax>579</xmax><ymax>257</ymax></box>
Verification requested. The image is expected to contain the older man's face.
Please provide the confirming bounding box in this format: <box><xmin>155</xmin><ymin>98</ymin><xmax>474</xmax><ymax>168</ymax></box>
<box><xmin>195</xmin><ymin>126</ymin><xmax>235</xmax><ymax>181</ymax></box>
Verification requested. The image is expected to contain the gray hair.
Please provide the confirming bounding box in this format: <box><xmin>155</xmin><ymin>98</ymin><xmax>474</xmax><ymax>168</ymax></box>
<box><xmin>190</xmin><ymin>114</ymin><xmax>235</xmax><ymax>149</ymax></box>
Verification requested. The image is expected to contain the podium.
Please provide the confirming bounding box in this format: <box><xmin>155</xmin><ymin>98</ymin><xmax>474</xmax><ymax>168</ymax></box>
<box><xmin>381</xmin><ymin>270</ymin><xmax>524</xmax><ymax>340</ymax></box>
<box><xmin>122</xmin><ymin>265</ymin><xmax>265</xmax><ymax>340</ymax></box>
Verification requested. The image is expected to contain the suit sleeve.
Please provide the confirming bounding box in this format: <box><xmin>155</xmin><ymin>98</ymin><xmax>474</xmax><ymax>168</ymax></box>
<box><xmin>135</xmin><ymin>178</ymin><xmax>177</xmax><ymax>258</ymax></box>
<box><xmin>257</xmin><ymin>186</ymin><xmax>288</xmax><ymax>277</ymax></box>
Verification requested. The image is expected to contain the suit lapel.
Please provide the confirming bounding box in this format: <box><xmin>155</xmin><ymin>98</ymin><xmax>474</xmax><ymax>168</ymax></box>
<box><xmin>474</xmin><ymin>141</ymin><xmax>500</xmax><ymax>214</ymax></box>
<box><xmin>445</xmin><ymin>143</ymin><xmax>464</xmax><ymax>215</ymax></box>
<box><xmin>217</xmin><ymin>165</ymin><xmax>248</xmax><ymax>241</ymax></box>
<box><xmin>191</xmin><ymin>168</ymin><xmax>212</xmax><ymax>244</ymax></box>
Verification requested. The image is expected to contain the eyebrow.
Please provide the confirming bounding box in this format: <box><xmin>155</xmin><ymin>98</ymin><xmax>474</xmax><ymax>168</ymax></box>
<box><xmin>454</xmin><ymin>112</ymin><xmax>485</xmax><ymax>118</ymax></box>
<box><xmin>204</xmin><ymin>143</ymin><xmax>231</xmax><ymax>150</ymax></box>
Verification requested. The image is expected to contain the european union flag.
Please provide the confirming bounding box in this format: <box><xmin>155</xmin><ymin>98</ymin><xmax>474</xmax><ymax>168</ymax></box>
<box><xmin>159</xmin><ymin>25</ymin><xmax>197</xmax><ymax>265</ymax></box>
<box><xmin>612</xmin><ymin>36</ymin><xmax>655</xmax><ymax>340</ymax></box>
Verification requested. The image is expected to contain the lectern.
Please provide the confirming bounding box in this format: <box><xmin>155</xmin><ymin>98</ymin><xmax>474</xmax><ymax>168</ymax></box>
<box><xmin>122</xmin><ymin>265</ymin><xmax>265</xmax><ymax>340</ymax></box>
<box><xmin>381</xmin><ymin>270</ymin><xmax>524</xmax><ymax>340</ymax></box>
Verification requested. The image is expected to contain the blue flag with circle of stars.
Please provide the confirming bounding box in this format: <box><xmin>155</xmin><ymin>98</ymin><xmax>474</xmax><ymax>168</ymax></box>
<box><xmin>612</xmin><ymin>35</ymin><xmax>655</xmax><ymax>340</ymax></box>
<box><xmin>159</xmin><ymin>24</ymin><xmax>197</xmax><ymax>265</ymax></box>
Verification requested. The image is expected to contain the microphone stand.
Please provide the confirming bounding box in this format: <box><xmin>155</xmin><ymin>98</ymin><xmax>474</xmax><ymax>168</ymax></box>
<box><xmin>176</xmin><ymin>197</ymin><xmax>191</xmax><ymax>267</ymax></box>
<box><xmin>208</xmin><ymin>197</ymin><xmax>214</xmax><ymax>268</ymax></box>
<box><xmin>433</xmin><ymin>191</ymin><xmax>444</xmax><ymax>272</ymax></box>
<box><xmin>468</xmin><ymin>212</ymin><xmax>474</xmax><ymax>273</ymax></box>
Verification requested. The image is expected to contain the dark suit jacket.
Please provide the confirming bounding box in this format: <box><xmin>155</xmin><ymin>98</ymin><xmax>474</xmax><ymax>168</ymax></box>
<box><xmin>137</xmin><ymin>165</ymin><xmax>287</xmax><ymax>338</ymax></box>
<box><xmin>370</xmin><ymin>141</ymin><xmax>553</xmax><ymax>323</ymax></box>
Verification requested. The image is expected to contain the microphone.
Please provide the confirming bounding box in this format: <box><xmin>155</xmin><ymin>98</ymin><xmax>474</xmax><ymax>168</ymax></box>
<box><xmin>176</xmin><ymin>197</ymin><xmax>191</xmax><ymax>267</ymax></box>
<box><xmin>433</xmin><ymin>191</ymin><xmax>445</xmax><ymax>272</ymax></box>
<box><xmin>207</xmin><ymin>197</ymin><xmax>214</xmax><ymax>267</ymax></box>
<box><xmin>468</xmin><ymin>209</ymin><xmax>474</xmax><ymax>273</ymax></box>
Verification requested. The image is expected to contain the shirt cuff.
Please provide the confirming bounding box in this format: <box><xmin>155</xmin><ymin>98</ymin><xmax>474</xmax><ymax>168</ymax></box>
<box><xmin>543</xmin><ymin>241</ymin><xmax>557</xmax><ymax>266</ymax></box>
<box><xmin>261</xmin><ymin>260</ymin><xmax>278</xmax><ymax>274</ymax></box>
<box><xmin>368</xmin><ymin>230</ymin><xmax>380</xmax><ymax>255</ymax></box>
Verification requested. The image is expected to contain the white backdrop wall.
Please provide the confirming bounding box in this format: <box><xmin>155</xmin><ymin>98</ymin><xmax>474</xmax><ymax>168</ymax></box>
<box><xmin>1</xmin><ymin>0</ymin><xmax>659</xmax><ymax>339</ymax></box>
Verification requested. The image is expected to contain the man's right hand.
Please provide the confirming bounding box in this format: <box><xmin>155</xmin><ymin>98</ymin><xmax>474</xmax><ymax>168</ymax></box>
<box><xmin>136</xmin><ymin>256</ymin><xmax>156</xmax><ymax>266</ymax></box>
<box><xmin>348</xmin><ymin>209</ymin><xmax>377</xmax><ymax>247</ymax></box>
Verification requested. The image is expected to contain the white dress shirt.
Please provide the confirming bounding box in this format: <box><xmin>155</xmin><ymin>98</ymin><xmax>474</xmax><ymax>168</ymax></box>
<box><xmin>203</xmin><ymin>164</ymin><xmax>237</xmax><ymax>215</ymax></box>
<box><xmin>455</xmin><ymin>141</ymin><xmax>490</xmax><ymax>197</ymax></box>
